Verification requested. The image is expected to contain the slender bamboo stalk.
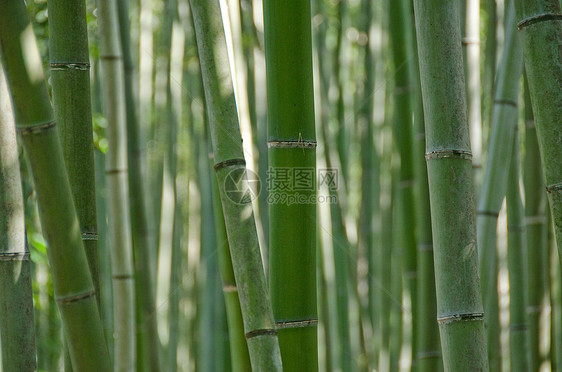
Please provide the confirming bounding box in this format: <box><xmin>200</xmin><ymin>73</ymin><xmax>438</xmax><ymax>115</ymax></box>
<box><xmin>0</xmin><ymin>2</ymin><xmax>112</xmax><ymax>370</ymax></box>
<box><xmin>513</xmin><ymin>0</ymin><xmax>562</xmax><ymax>272</ymax></box>
<box><xmin>263</xmin><ymin>0</ymin><xmax>318</xmax><ymax>370</ymax></box>
<box><xmin>388</xmin><ymin>0</ymin><xmax>418</xmax><ymax>366</ymax></box>
<box><xmin>188</xmin><ymin>0</ymin><xmax>282</xmax><ymax>369</ymax></box>
<box><xmin>116</xmin><ymin>1</ymin><xmax>161</xmax><ymax>370</ymax></box>
<box><xmin>506</xmin><ymin>126</ymin><xmax>529</xmax><ymax>372</ymax></box>
<box><xmin>211</xmin><ymin>163</ymin><xmax>252</xmax><ymax>371</ymax></box>
<box><xmin>475</xmin><ymin>2</ymin><xmax>522</xmax><ymax>369</ymax></box>
<box><xmin>97</xmin><ymin>0</ymin><xmax>137</xmax><ymax>369</ymax></box>
<box><xmin>411</xmin><ymin>16</ymin><xmax>443</xmax><ymax>372</ymax></box>
<box><xmin>523</xmin><ymin>75</ymin><xmax>549</xmax><ymax>371</ymax></box>
<box><xmin>0</xmin><ymin>61</ymin><xmax>37</xmax><ymax>372</ymax></box>
<box><xmin>412</xmin><ymin>0</ymin><xmax>488</xmax><ymax>369</ymax></box>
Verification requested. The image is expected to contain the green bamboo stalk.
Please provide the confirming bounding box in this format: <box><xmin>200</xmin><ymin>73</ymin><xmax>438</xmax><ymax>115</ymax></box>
<box><xmin>523</xmin><ymin>75</ymin><xmax>549</xmax><ymax>371</ymax></box>
<box><xmin>48</xmin><ymin>0</ymin><xmax>100</xmax><ymax>309</ymax></box>
<box><xmin>475</xmin><ymin>2</ymin><xmax>522</xmax><ymax>369</ymax></box>
<box><xmin>388</xmin><ymin>0</ymin><xmax>418</xmax><ymax>366</ymax></box>
<box><xmin>0</xmin><ymin>61</ymin><xmax>37</xmax><ymax>372</ymax></box>
<box><xmin>211</xmin><ymin>162</ymin><xmax>252</xmax><ymax>371</ymax></box>
<box><xmin>0</xmin><ymin>2</ymin><xmax>112</xmax><ymax>370</ymax></box>
<box><xmin>513</xmin><ymin>0</ymin><xmax>562</xmax><ymax>274</ymax></box>
<box><xmin>320</xmin><ymin>122</ymin><xmax>352</xmax><ymax>372</ymax></box>
<box><xmin>116</xmin><ymin>1</ymin><xmax>161</xmax><ymax>370</ymax></box>
<box><xmin>411</xmin><ymin>15</ymin><xmax>443</xmax><ymax>372</ymax></box>
<box><xmin>188</xmin><ymin>0</ymin><xmax>282</xmax><ymax>369</ymax></box>
<box><xmin>94</xmin><ymin>149</ymin><xmax>114</xmax><ymax>363</ymax></box>
<box><xmin>47</xmin><ymin>2</ymin><xmax>100</xmax><ymax>369</ymax></box>
<box><xmin>506</xmin><ymin>126</ymin><xmax>529</xmax><ymax>372</ymax></box>
<box><xmin>263</xmin><ymin>0</ymin><xmax>318</xmax><ymax>370</ymax></box>
<box><xmin>412</xmin><ymin>0</ymin><xmax>488</xmax><ymax>370</ymax></box>
<box><xmin>97</xmin><ymin>0</ymin><xmax>137</xmax><ymax>369</ymax></box>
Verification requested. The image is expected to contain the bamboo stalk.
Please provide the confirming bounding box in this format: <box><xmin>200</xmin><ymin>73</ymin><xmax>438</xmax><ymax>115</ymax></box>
<box><xmin>475</xmin><ymin>2</ymin><xmax>523</xmax><ymax>369</ymax></box>
<box><xmin>0</xmin><ymin>2</ymin><xmax>112</xmax><ymax>370</ymax></box>
<box><xmin>97</xmin><ymin>0</ymin><xmax>137</xmax><ymax>369</ymax></box>
<box><xmin>412</xmin><ymin>0</ymin><xmax>488</xmax><ymax>369</ymax></box>
<box><xmin>116</xmin><ymin>1</ymin><xmax>161</xmax><ymax>370</ymax></box>
<box><xmin>410</xmin><ymin>14</ymin><xmax>443</xmax><ymax>372</ymax></box>
<box><xmin>188</xmin><ymin>0</ymin><xmax>282</xmax><ymax>369</ymax></box>
<box><xmin>0</xmin><ymin>61</ymin><xmax>37</xmax><ymax>372</ymax></box>
<box><xmin>263</xmin><ymin>0</ymin><xmax>318</xmax><ymax>370</ymax></box>
<box><xmin>388</xmin><ymin>0</ymin><xmax>418</xmax><ymax>365</ymax></box>
<box><xmin>523</xmin><ymin>75</ymin><xmax>549</xmax><ymax>371</ymax></box>
<box><xmin>506</xmin><ymin>125</ymin><xmax>529</xmax><ymax>372</ymax></box>
<box><xmin>513</xmin><ymin>0</ymin><xmax>562</xmax><ymax>277</ymax></box>
<box><xmin>47</xmin><ymin>2</ymin><xmax>100</xmax><ymax>368</ymax></box>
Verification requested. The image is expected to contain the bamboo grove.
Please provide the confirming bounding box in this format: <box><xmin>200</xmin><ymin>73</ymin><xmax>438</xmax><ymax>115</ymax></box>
<box><xmin>0</xmin><ymin>0</ymin><xmax>561</xmax><ymax>371</ymax></box>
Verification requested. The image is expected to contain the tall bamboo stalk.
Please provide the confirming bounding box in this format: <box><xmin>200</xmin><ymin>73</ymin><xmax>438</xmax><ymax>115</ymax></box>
<box><xmin>476</xmin><ymin>2</ymin><xmax>522</xmax><ymax>369</ymax></box>
<box><xmin>413</xmin><ymin>0</ymin><xmax>488</xmax><ymax>369</ymax></box>
<box><xmin>211</xmin><ymin>165</ymin><xmax>252</xmax><ymax>371</ymax></box>
<box><xmin>506</xmin><ymin>126</ymin><xmax>529</xmax><ymax>372</ymax></box>
<box><xmin>513</xmin><ymin>0</ymin><xmax>562</xmax><ymax>271</ymax></box>
<box><xmin>523</xmin><ymin>75</ymin><xmax>549</xmax><ymax>371</ymax></box>
<box><xmin>47</xmin><ymin>2</ymin><xmax>100</xmax><ymax>369</ymax></box>
<box><xmin>188</xmin><ymin>0</ymin><xmax>282</xmax><ymax>369</ymax></box>
<box><xmin>411</xmin><ymin>16</ymin><xmax>443</xmax><ymax>372</ymax></box>
<box><xmin>0</xmin><ymin>61</ymin><xmax>37</xmax><ymax>372</ymax></box>
<box><xmin>0</xmin><ymin>2</ymin><xmax>112</xmax><ymax>370</ymax></box>
<box><xmin>263</xmin><ymin>0</ymin><xmax>318</xmax><ymax>370</ymax></box>
<box><xmin>48</xmin><ymin>0</ymin><xmax>100</xmax><ymax>308</ymax></box>
<box><xmin>116</xmin><ymin>1</ymin><xmax>161</xmax><ymax>370</ymax></box>
<box><xmin>97</xmin><ymin>0</ymin><xmax>137</xmax><ymax>369</ymax></box>
<box><xmin>388</xmin><ymin>0</ymin><xmax>418</xmax><ymax>365</ymax></box>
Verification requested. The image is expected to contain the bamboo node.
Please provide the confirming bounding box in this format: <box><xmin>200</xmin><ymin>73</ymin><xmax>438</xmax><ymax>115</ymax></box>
<box><xmin>105</xmin><ymin>168</ymin><xmax>128</xmax><ymax>175</ymax></box>
<box><xmin>416</xmin><ymin>351</ymin><xmax>442</xmax><ymax>360</ymax></box>
<box><xmin>81</xmin><ymin>232</ymin><xmax>98</xmax><ymax>241</ymax></box>
<box><xmin>493</xmin><ymin>98</ymin><xmax>517</xmax><ymax>107</ymax></box>
<box><xmin>112</xmin><ymin>274</ymin><xmax>134</xmax><ymax>280</ymax></box>
<box><xmin>417</xmin><ymin>244</ymin><xmax>434</xmax><ymax>252</ymax></box>
<box><xmin>267</xmin><ymin>140</ymin><xmax>317</xmax><ymax>149</ymax></box>
<box><xmin>437</xmin><ymin>312</ymin><xmax>483</xmax><ymax>325</ymax></box>
<box><xmin>507</xmin><ymin>224</ymin><xmax>525</xmax><ymax>232</ymax></box>
<box><xmin>525</xmin><ymin>215</ymin><xmax>547</xmax><ymax>225</ymax></box>
<box><xmin>477</xmin><ymin>210</ymin><xmax>500</xmax><ymax>218</ymax></box>
<box><xmin>56</xmin><ymin>289</ymin><xmax>95</xmax><ymax>305</ymax></box>
<box><xmin>0</xmin><ymin>252</ymin><xmax>30</xmax><ymax>261</ymax></box>
<box><xmin>510</xmin><ymin>323</ymin><xmax>528</xmax><ymax>332</ymax></box>
<box><xmin>546</xmin><ymin>183</ymin><xmax>562</xmax><ymax>194</ymax></box>
<box><xmin>17</xmin><ymin>120</ymin><xmax>56</xmax><ymax>135</ymax></box>
<box><xmin>517</xmin><ymin>13</ymin><xmax>562</xmax><ymax>30</ymax></box>
<box><xmin>222</xmin><ymin>284</ymin><xmax>238</xmax><ymax>293</ymax></box>
<box><xmin>425</xmin><ymin>149</ymin><xmax>472</xmax><ymax>161</ymax></box>
<box><xmin>461</xmin><ymin>37</ymin><xmax>480</xmax><ymax>45</ymax></box>
<box><xmin>275</xmin><ymin>319</ymin><xmax>318</xmax><ymax>330</ymax></box>
<box><xmin>50</xmin><ymin>62</ymin><xmax>90</xmax><ymax>71</ymax></box>
<box><xmin>214</xmin><ymin>158</ymin><xmax>246</xmax><ymax>171</ymax></box>
<box><xmin>245</xmin><ymin>328</ymin><xmax>277</xmax><ymax>339</ymax></box>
